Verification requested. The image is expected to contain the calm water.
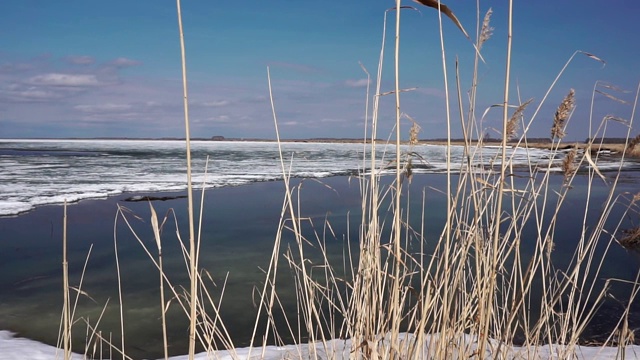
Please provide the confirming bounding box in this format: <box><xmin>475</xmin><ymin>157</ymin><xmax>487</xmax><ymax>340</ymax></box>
<box><xmin>1</xmin><ymin>140</ymin><xmax>640</xmax><ymax>358</ymax></box>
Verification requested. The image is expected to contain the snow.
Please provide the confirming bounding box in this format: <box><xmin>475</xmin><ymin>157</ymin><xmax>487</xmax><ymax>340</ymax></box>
<box><xmin>2</xmin><ymin>330</ymin><xmax>640</xmax><ymax>359</ymax></box>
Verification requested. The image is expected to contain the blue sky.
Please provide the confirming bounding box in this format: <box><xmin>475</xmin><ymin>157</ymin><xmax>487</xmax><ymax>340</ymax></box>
<box><xmin>0</xmin><ymin>1</ymin><xmax>638</xmax><ymax>140</ymax></box>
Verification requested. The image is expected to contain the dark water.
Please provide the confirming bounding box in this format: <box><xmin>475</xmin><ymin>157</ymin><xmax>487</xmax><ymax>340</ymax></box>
<box><xmin>1</xmin><ymin>173</ymin><xmax>640</xmax><ymax>358</ymax></box>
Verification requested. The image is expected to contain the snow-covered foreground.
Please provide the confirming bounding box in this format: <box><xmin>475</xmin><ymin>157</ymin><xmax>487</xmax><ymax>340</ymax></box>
<box><xmin>2</xmin><ymin>331</ymin><xmax>640</xmax><ymax>360</ymax></box>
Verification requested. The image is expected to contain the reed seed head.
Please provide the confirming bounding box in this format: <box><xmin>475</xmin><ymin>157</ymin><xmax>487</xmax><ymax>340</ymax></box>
<box><xmin>405</xmin><ymin>157</ymin><xmax>413</xmax><ymax>183</ymax></box>
<box><xmin>479</xmin><ymin>8</ymin><xmax>493</xmax><ymax>49</ymax></box>
<box><xmin>561</xmin><ymin>148</ymin><xmax>577</xmax><ymax>180</ymax></box>
<box><xmin>546</xmin><ymin>236</ymin><xmax>555</xmax><ymax>256</ymax></box>
<box><xmin>506</xmin><ymin>98</ymin><xmax>533</xmax><ymax>140</ymax></box>
<box><xmin>409</xmin><ymin>121</ymin><xmax>421</xmax><ymax>146</ymax></box>
<box><xmin>627</xmin><ymin>133</ymin><xmax>640</xmax><ymax>155</ymax></box>
<box><xmin>620</xmin><ymin>226</ymin><xmax>640</xmax><ymax>252</ymax></box>
<box><xmin>551</xmin><ymin>89</ymin><xmax>575</xmax><ymax>140</ymax></box>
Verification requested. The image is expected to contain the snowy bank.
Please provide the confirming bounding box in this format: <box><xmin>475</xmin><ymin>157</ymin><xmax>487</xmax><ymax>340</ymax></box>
<box><xmin>3</xmin><ymin>330</ymin><xmax>640</xmax><ymax>359</ymax></box>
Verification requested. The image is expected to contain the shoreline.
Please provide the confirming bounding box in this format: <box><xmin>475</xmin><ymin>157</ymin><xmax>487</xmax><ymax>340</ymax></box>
<box><xmin>3</xmin><ymin>158</ymin><xmax>640</xmax><ymax>219</ymax></box>
<box><xmin>3</xmin><ymin>137</ymin><xmax>636</xmax><ymax>164</ymax></box>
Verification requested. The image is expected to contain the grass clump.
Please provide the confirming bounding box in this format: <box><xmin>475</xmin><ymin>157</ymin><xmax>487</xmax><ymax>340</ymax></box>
<box><xmin>55</xmin><ymin>1</ymin><xmax>640</xmax><ymax>359</ymax></box>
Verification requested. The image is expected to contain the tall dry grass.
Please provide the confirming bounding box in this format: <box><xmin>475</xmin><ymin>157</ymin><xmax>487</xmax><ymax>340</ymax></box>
<box><xmin>246</xmin><ymin>1</ymin><xmax>640</xmax><ymax>360</ymax></box>
<box><xmin>56</xmin><ymin>1</ymin><xmax>640</xmax><ymax>359</ymax></box>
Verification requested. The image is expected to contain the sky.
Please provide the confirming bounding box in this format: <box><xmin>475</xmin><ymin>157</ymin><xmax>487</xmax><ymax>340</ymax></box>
<box><xmin>0</xmin><ymin>1</ymin><xmax>638</xmax><ymax>140</ymax></box>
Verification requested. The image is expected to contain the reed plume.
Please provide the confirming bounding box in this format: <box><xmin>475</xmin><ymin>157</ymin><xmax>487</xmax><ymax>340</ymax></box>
<box><xmin>409</xmin><ymin>119</ymin><xmax>421</xmax><ymax>146</ymax></box>
<box><xmin>561</xmin><ymin>147</ymin><xmax>577</xmax><ymax>181</ymax></box>
<box><xmin>551</xmin><ymin>89</ymin><xmax>575</xmax><ymax>140</ymax></box>
<box><xmin>627</xmin><ymin>133</ymin><xmax>640</xmax><ymax>155</ymax></box>
<box><xmin>478</xmin><ymin>8</ymin><xmax>493</xmax><ymax>49</ymax></box>
<box><xmin>620</xmin><ymin>227</ymin><xmax>640</xmax><ymax>252</ymax></box>
<box><xmin>506</xmin><ymin>98</ymin><xmax>533</xmax><ymax>140</ymax></box>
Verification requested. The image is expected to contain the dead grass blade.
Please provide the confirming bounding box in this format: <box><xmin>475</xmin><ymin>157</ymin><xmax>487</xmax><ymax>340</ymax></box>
<box><xmin>149</xmin><ymin>203</ymin><xmax>162</xmax><ymax>252</ymax></box>
<box><xmin>584</xmin><ymin>150</ymin><xmax>606</xmax><ymax>183</ymax></box>
<box><xmin>378</xmin><ymin>87</ymin><xmax>418</xmax><ymax>96</ymax></box>
<box><xmin>412</xmin><ymin>0</ymin><xmax>471</xmax><ymax>40</ymax></box>
<box><xmin>599</xmin><ymin>82</ymin><xmax>630</xmax><ymax>93</ymax></box>
<box><xmin>390</xmin><ymin>5</ymin><xmax>419</xmax><ymax>12</ymax></box>
<box><xmin>69</xmin><ymin>286</ymin><xmax>98</xmax><ymax>304</ymax></box>
<box><xmin>596</xmin><ymin>90</ymin><xmax>630</xmax><ymax>105</ymax></box>
<box><xmin>579</xmin><ymin>51</ymin><xmax>606</xmax><ymax>66</ymax></box>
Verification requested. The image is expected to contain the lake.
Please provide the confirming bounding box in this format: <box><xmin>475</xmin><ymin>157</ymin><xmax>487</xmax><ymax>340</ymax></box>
<box><xmin>1</xmin><ymin>139</ymin><xmax>640</xmax><ymax>358</ymax></box>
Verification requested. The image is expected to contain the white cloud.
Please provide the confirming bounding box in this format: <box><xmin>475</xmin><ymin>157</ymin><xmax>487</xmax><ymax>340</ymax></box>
<box><xmin>200</xmin><ymin>100</ymin><xmax>229</xmax><ymax>107</ymax></box>
<box><xmin>344</xmin><ymin>78</ymin><xmax>369</xmax><ymax>88</ymax></box>
<box><xmin>109</xmin><ymin>57</ymin><xmax>141</xmax><ymax>67</ymax></box>
<box><xmin>209</xmin><ymin>115</ymin><xmax>230</xmax><ymax>122</ymax></box>
<box><xmin>27</xmin><ymin>73</ymin><xmax>101</xmax><ymax>87</ymax></box>
<box><xmin>0</xmin><ymin>62</ymin><xmax>35</xmax><ymax>73</ymax></box>
<box><xmin>74</xmin><ymin>103</ymin><xmax>132</xmax><ymax>112</ymax></box>
<box><xmin>66</xmin><ymin>56</ymin><xmax>95</xmax><ymax>65</ymax></box>
<box><xmin>1</xmin><ymin>87</ymin><xmax>63</xmax><ymax>102</ymax></box>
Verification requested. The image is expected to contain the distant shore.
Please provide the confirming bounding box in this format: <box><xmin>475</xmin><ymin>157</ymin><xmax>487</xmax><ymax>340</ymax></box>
<box><xmin>1</xmin><ymin>137</ymin><xmax>636</xmax><ymax>157</ymax></box>
<box><xmin>423</xmin><ymin>140</ymin><xmax>635</xmax><ymax>157</ymax></box>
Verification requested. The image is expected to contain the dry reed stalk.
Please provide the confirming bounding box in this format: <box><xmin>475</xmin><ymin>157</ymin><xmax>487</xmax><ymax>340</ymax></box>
<box><xmin>432</xmin><ymin>0</ymin><xmax>458</xmax><ymax>356</ymax></box>
<box><xmin>150</xmin><ymin>203</ymin><xmax>169</xmax><ymax>360</ymax></box>
<box><xmin>81</xmin><ymin>298</ymin><xmax>110</xmax><ymax>359</ymax></box>
<box><xmin>115</xmin><ymin>205</ymin><xmax>221</xmax><ymax>358</ymax></box>
<box><xmin>346</xmin><ymin>6</ymin><xmax>391</xmax><ymax>356</ymax></box>
<box><xmin>389</xmin><ymin>0</ymin><xmax>403</xmax><ymax>349</ymax></box>
<box><xmin>265</xmin><ymin>67</ymin><xmax>320</xmax><ymax>358</ymax></box>
<box><xmin>479</xmin><ymin>1</ymin><xmax>513</xmax><ymax>358</ymax></box>
<box><xmin>62</xmin><ymin>201</ymin><xmax>71</xmax><ymax>360</ymax></box>
<box><xmin>551</xmin><ymin>89</ymin><xmax>575</xmax><ymax>139</ymax></box>
<box><xmin>91</xmin><ymin>2</ymin><xmax>640</xmax><ymax>359</ymax></box>
<box><xmin>174</xmin><ymin>1</ymin><xmax>198</xmax><ymax>359</ymax></box>
<box><xmin>113</xmin><ymin>210</ymin><xmax>126</xmax><ymax>359</ymax></box>
<box><xmin>508</xmin><ymin>52</ymin><xmax>602</xmax><ymax>162</ymax></box>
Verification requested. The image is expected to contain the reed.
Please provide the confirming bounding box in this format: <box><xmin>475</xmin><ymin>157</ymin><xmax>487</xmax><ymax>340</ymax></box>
<box><xmin>506</xmin><ymin>98</ymin><xmax>533</xmax><ymax>141</ymax></box>
<box><xmin>55</xmin><ymin>1</ymin><xmax>640</xmax><ymax>359</ymax></box>
<box><xmin>551</xmin><ymin>89</ymin><xmax>575</xmax><ymax>140</ymax></box>
<box><xmin>253</xmin><ymin>1</ymin><xmax>640</xmax><ymax>359</ymax></box>
<box><xmin>62</xmin><ymin>201</ymin><xmax>71</xmax><ymax>360</ymax></box>
<box><xmin>175</xmin><ymin>0</ymin><xmax>199</xmax><ymax>359</ymax></box>
<box><xmin>628</xmin><ymin>133</ymin><xmax>640</xmax><ymax>155</ymax></box>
